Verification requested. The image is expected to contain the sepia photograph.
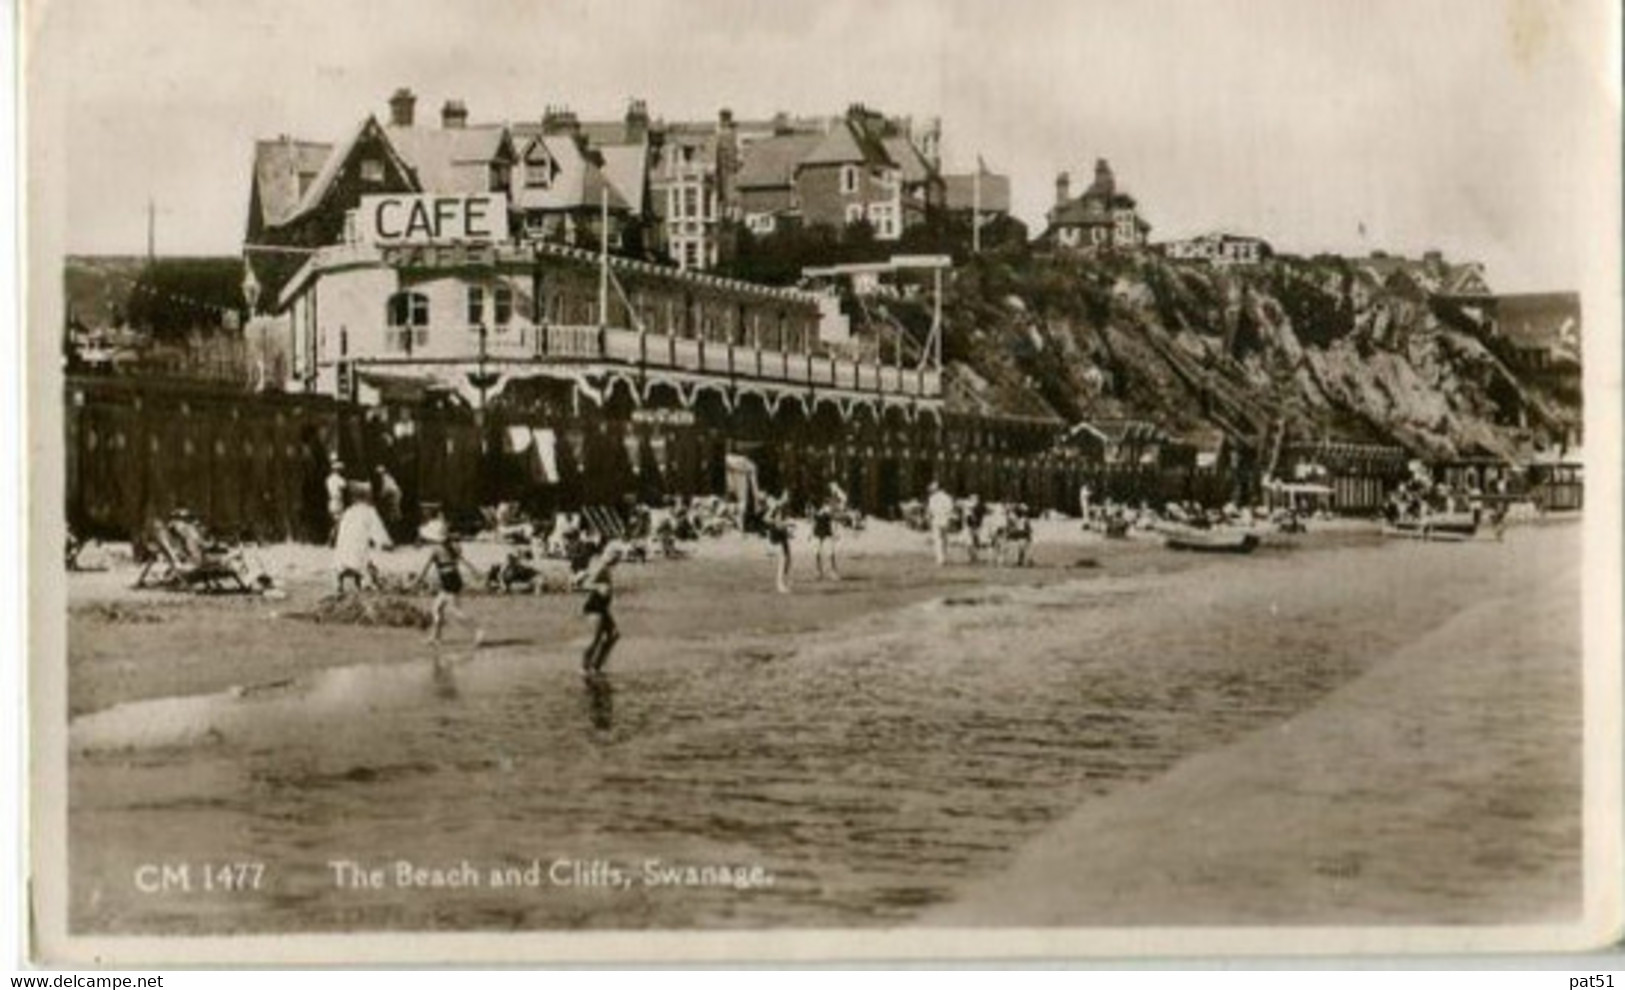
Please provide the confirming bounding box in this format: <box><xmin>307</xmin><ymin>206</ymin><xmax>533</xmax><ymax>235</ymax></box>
<box><xmin>24</xmin><ymin>0</ymin><xmax>1622</xmax><ymax>965</ymax></box>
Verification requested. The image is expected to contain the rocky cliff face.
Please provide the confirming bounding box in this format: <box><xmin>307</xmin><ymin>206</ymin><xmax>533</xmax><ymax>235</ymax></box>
<box><xmin>931</xmin><ymin>251</ymin><xmax>1579</xmax><ymax>459</ymax></box>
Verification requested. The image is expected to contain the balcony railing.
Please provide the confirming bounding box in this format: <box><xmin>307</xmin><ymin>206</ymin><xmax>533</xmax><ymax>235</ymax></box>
<box><xmin>443</xmin><ymin>324</ymin><xmax>941</xmax><ymax>399</ymax></box>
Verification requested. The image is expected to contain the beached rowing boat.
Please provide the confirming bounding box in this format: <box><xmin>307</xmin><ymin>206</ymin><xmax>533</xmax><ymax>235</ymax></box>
<box><xmin>1382</xmin><ymin>512</ymin><xmax>1480</xmax><ymax>542</ymax></box>
<box><xmin>1161</xmin><ymin>527</ymin><xmax>1261</xmax><ymax>554</ymax></box>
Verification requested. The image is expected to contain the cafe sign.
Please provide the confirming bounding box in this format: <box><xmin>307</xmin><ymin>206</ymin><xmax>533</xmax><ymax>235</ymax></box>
<box><xmin>360</xmin><ymin>194</ymin><xmax>509</xmax><ymax>246</ymax></box>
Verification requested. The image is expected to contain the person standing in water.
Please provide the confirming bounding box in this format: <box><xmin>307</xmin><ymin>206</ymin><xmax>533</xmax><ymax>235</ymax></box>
<box><xmin>417</xmin><ymin>515</ymin><xmax>485</xmax><ymax>649</ymax></box>
<box><xmin>577</xmin><ymin>542</ymin><xmax>623</xmax><ymax>675</ymax></box>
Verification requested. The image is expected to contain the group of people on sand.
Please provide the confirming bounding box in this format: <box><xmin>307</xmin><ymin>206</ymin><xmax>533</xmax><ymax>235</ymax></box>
<box><xmin>923</xmin><ymin>482</ymin><xmax>1036</xmax><ymax>568</ymax></box>
<box><xmin>754</xmin><ymin>481</ymin><xmax>847</xmax><ymax>594</ymax></box>
<box><xmin>327</xmin><ymin>465</ymin><xmax>627</xmax><ymax>677</ymax></box>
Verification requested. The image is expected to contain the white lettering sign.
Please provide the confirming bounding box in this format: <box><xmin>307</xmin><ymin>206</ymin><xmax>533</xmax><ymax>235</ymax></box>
<box><xmin>360</xmin><ymin>194</ymin><xmax>510</xmax><ymax>246</ymax></box>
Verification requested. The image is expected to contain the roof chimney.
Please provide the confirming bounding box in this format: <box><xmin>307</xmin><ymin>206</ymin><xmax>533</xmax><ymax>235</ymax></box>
<box><xmin>1055</xmin><ymin>171</ymin><xmax>1071</xmax><ymax>207</ymax></box>
<box><xmin>441</xmin><ymin>99</ymin><xmax>468</xmax><ymax>129</ymax></box>
<box><xmin>389</xmin><ymin>88</ymin><xmax>416</xmax><ymax>127</ymax></box>
<box><xmin>542</xmin><ymin>105</ymin><xmax>580</xmax><ymax>137</ymax></box>
<box><xmin>626</xmin><ymin>98</ymin><xmax>650</xmax><ymax>142</ymax></box>
<box><xmin>1093</xmin><ymin>158</ymin><xmax>1115</xmax><ymax>196</ymax></box>
<box><xmin>718</xmin><ymin>107</ymin><xmax>735</xmax><ymax>129</ymax></box>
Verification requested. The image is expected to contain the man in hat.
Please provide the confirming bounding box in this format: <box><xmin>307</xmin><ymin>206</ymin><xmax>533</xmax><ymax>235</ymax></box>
<box><xmin>926</xmin><ymin>481</ymin><xmax>955</xmax><ymax>566</ymax></box>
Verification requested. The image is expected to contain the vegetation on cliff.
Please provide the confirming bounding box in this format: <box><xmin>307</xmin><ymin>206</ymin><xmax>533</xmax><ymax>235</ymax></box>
<box><xmin>915</xmin><ymin>248</ymin><xmax>1577</xmax><ymax>460</ymax></box>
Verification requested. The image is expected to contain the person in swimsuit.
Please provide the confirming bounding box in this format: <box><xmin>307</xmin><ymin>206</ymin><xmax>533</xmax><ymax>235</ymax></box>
<box><xmin>577</xmin><ymin>542</ymin><xmax>623</xmax><ymax>675</ymax></box>
<box><xmin>417</xmin><ymin>516</ymin><xmax>484</xmax><ymax>649</ymax></box>
<box><xmin>811</xmin><ymin>484</ymin><xmax>842</xmax><ymax>581</ymax></box>
<box><xmin>763</xmin><ymin>494</ymin><xmax>793</xmax><ymax>593</ymax></box>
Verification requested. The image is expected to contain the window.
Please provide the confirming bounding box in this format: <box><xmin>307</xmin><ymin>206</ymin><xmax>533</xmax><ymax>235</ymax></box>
<box><xmin>682</xmin><ymin>241</ymin><xmax>700</xmax><ymax>271</ymax></box>
<box><xmin>525</xmin><ymin>150</ymin><xmax>552</xmax><ymax>189</ymax></box>
<box><xmin>488</xmin><ymin>162</ymin><xmax>511</xmax><ymax>193</ymax></box>
<box><xmin>682</xmin><ymin>187</ymin><xmax>699</xmax><ymax>220</ymax></box>
<box><xmin>360</xmin><ymin>158</ymin><xmax>384</xmax><ymax>183</ymax></box>
<box><xmin>467</xmin><ymin>286</ymin><xmax>485</xmax><ymax>326</ymax></box>
<box><xmin>845</xmin><ymin>203</ymin><xmax>865</xmax><ymax>225</ymax></box>
<box><xmin>869</xmin><ymin>203</ymin><xmax>899</xmax><ymax>240</ymax></box>
<box><xmin>493</xmin><ymin>286</ymin><xmax>513</xmax><ymax>327</ymax></box>
<box><xmin>386</xmin><ymin>291</ymin><xmax>429</xmax><ymax>352</ymax></box>
<box><xmin>841</xmin><ymin>164</ymin><xmax>858</xmax><ymax>194</ymax></box>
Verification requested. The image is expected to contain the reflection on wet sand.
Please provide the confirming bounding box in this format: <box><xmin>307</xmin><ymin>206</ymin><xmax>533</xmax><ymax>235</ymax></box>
<box><xmin>67</xmin><ymin>524</ymin><xmax>1579</xmax><ymax>933</ymax></box>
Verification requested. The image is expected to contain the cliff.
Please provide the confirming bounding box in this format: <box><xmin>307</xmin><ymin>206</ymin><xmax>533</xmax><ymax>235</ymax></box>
<box><xmin>927</xmin><ymin>250</ymin><xmax>1581</xmax><ymax>460</ymax></box>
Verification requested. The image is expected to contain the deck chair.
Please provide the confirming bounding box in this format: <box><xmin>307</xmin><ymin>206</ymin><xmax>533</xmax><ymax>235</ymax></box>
<box><xmin>134</xmin><ymin>517</ymin><xmax>253</xmax><ymax>594</ymax></box>
<box><xmin>582</xmin><ymin>505</ymin><xmax>649</xmax><ymax>563</ymax></box>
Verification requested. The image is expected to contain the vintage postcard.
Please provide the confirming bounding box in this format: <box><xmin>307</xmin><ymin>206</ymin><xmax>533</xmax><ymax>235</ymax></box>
<box><xmin>24</xmin><ymin>0</ymin><xmax>1623</xmax><ymax>966</ymax></box>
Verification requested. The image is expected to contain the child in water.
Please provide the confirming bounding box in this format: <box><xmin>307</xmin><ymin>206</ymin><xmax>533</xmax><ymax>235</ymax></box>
<box><xmin>417</xmin><ymin>517</ymin><xmax>485</xmax><ymax>649</ymax></box>
<box><xmin>577</xmin><ymin>542</ymin><xmax>623</xmax><ymax>676</ymax></box>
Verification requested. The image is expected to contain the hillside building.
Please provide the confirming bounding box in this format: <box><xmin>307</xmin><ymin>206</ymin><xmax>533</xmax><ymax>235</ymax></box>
<box><xmin>1041</xmin><ymin>159</ymin><xmax>1151</xmax><ymax>252</ymax></box>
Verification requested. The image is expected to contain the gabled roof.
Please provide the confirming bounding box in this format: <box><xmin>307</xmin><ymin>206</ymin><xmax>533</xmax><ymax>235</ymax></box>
<box><xmin>798</xmin><ymin>118</ymin><xmax>893</xmax><ymax>170</ymax></box>
<box><xmin>383</xmin><ymin>124</ymin><xmax>514</xmax><ymax>195</ymax></box>
<box><xmin>509</xmin><ymin>129</ymin><xmax>630</xmax><ymax>213</ymax></box>
<box><xmin>597</xmin><ymin>141</ymin><xmax>649</xmax><ymax>214</ymax></box>
<box><xmin>250</xmin><ymin>138</ymin><xmax>333</xmax><ymax>230</ymax></box>
<box><xmin>736</xmin><ymin>132</ymin><xmax>823</xmax><ymax>189</ymax></box>
<box><xmin>1050</xmin><ymin>191</ymin><xmax>1139</xmax><ymax>227</ymax></box>
<box><xmin>943</xmin><ymin>172</ymin><xmax>1011</xmax><ymax>213</ymax></box>
<box><xmin>880</xmin><ymin>136</ymin><xmax>934</xmax><ymax>185</ymax></box>
<box><xmin>283</xmin><ymin>115</ymin><xmax>420</xmax><ymax>224</ymax></box>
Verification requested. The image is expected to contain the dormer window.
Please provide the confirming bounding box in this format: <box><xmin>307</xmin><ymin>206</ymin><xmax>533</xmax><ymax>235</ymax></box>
<box><xmin>525</xmin><ymin>146</ymin><xmax>554</xmax><ymax>189</ymax></box>
<box><xmin>841</xmin><ymin>164</ymin><xmax>859</xmax><ymax>195</ymax></box>
<box><xmin>360</xmin><ymin>158</ymin><xmax>384</xmax><ymax>183</ymax></box>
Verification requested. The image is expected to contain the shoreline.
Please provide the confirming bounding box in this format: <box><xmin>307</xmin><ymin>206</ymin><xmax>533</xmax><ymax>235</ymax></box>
<box><xmin>63</xmin><ymin>517</ymin><xmax>1378</xmax><ymax>718</ymax></box>
<box><xmin>63</xmin><ymin>519</ymin><xmax>1584</xmax><ymax>932</ymax></box>
<box><xmin>924</xmin><ymin>522</ymin><xmax>1582</xmax><ymax>926</ymax></box>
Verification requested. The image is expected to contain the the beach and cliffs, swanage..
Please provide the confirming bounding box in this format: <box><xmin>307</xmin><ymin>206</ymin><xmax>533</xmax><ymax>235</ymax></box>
<box><xmin>64</xmin><ymin>517</ymin><xmax>1580</xmax><ymax>933</ymax></box>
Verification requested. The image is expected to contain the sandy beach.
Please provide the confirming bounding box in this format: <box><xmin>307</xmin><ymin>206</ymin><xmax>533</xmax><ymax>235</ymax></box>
<box><xmin>62</xmin><ymin>517</ymin><xmax>1582</xmax><ymax>932</ymax></box>
<box><xmin>927</xmin><ymin>521</ymin><xmax>1582</xmax><ymax>926</ymax></box>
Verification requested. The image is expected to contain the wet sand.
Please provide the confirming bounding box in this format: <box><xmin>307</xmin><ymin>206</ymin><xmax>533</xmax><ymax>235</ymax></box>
<box><xmin>62</xmin><ymin>519</ymin><xmax>1582</xmax><ymax>932</ymax></box>
<box><xmin>65</xmin><ymin>521</ymin><xmax>1306</xmax><ymax>717</ymax></box>
<box><xmin>928</xmin><ymin>523</ymin><xmax>1582</xmax><ymax>926</ymax></box>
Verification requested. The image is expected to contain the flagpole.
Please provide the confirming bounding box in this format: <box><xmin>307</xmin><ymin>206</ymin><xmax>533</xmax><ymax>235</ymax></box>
<box><xmin>972</xmin><ymin>159</ymin><xmax>982</xmax><ymax>255</ymax></box>
<box><xmin>598</xmin><ymin>186</ymin><xmax>609</xmax><ymax>328</ymax></box>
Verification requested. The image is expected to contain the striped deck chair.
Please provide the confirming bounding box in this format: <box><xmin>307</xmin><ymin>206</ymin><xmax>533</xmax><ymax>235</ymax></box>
<box><xmin>134</xmin><ymin>517</ymin><xmax>252</xmax><ymax>594</ymax></box>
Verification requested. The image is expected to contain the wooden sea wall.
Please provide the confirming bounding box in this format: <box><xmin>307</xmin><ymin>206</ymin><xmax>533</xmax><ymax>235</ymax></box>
<box><xmin>66</xmin><ymin>376</ymin><xmax>1281</xmax><ymax>542</ymax></box>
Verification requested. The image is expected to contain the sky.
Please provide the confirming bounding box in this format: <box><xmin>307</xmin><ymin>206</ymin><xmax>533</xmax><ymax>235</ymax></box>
<box><xmin>27</xmin><ymin>0</ymin><xmax>1620</xmax><ymax>292</ymax></box>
